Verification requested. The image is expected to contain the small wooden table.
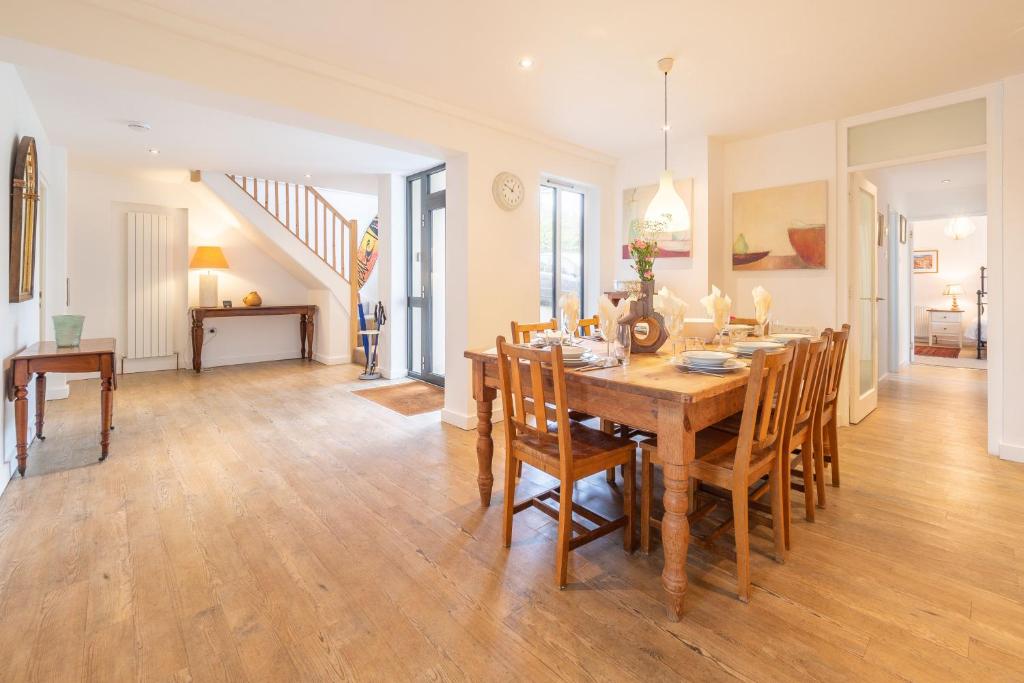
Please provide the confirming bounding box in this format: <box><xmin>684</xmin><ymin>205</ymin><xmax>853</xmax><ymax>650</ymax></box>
<box><xmin>12</xmin><ymin>338</ymin><xmax>117</xmax><ymax>476</ymax></box>
<box><xmin>465</xmin><ymin>340</ymin><xmax>750</xmax><ymax>621</ymax></box>
<box><xmin>189</xmin><ymin>305</ymin><xmax>317</xmax><ymax>373</ymax></box>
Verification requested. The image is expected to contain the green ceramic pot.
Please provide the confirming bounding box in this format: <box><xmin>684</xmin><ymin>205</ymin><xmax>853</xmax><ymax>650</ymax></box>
<box><xmin>53</xmin><ymin>315</ymin><xmax>85</xmax><ymax>347</ymax></box>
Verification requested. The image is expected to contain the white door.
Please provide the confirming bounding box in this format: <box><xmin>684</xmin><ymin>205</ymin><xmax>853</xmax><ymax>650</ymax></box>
<box><xmin>850</xmin><ymin>173</ymin><xmax>879</xmax><ymax>422</ymax></box>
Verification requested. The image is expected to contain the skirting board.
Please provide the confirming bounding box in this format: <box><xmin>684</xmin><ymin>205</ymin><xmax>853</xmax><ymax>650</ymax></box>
<box><xmin>1000</xmin><ymin>441</ymin><xmax>1024</xmax><ymax>463</ymax></box>
<box><xmin>441</xmin><ymin>407</ymin><xmax>504</xmax><ymax>431</ymax></box>
<box><xmin>46</xmin><ymin>384</ymin><xmax>70</xmax><ymax>401</ymax></box>
<box><xmin>312</xmin><ymin>352</ymin><xmax>348</xmax><ymax>366</ymax></box>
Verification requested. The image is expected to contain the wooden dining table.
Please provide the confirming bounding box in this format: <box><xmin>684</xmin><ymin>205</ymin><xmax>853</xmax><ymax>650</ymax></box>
<box><xmin>465</xmin><ymin>339</ymin><xmax>751</xmax><ymax>621</ymax></box>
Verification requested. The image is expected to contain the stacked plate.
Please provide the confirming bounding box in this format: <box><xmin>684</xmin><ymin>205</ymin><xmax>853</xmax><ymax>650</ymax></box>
<box><xmin>672</xmin><ymin>350</ymin><xmax>744</xmax><ymax>374</ymax></box>
<box><xmin>731</xmin><ymin>340</ymin><xmax>785</xmax><ymax>358</ymax></box>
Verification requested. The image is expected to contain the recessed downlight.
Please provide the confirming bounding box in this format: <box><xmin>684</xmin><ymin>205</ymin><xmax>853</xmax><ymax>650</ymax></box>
<box><xmin>147</xmin><ymin>148</ymin><xmax>160</xmax><ymax>155</ymax></box>
<box><xmin>128</xmin><ymin>121</ymin><xmax>151</xmax><ymax>132</ymax></box>
<box><xmin>304</xmin><ymin>173</ymin><xmax>312</xmax><ymax>179</ymax></box>
<box><xmin>518</xmin><ymin>56</ymin><xmax>534</xmax><ymax>69</ymax></box>
<box><xmin>941</xmin><ymin>178</ymin><xmax>952</xmax><ymax>184</ymax></box>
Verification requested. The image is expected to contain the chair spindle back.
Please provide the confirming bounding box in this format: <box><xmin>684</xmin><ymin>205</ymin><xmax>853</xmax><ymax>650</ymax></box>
<box><xmin>510</xmin><ymin>319</ymin><xmax>558</xmax><ymax>344</ymax></box>
<box><xmin>734</xmin><ymin>346</ymin><xmax>796</xmax><ymax>478</ymax></box>
<box><xmin>821</xmin><ymin>324</ymin><xmax>851</xmax><ymax>406</ymax></box>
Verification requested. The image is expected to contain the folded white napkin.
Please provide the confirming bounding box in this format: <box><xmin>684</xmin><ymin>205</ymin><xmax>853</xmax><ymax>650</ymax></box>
<box><xmin>700</xmin><ymin>285</ymin><xmax>732</xmax><ymax>331</ymax></box>
<box><xmin>752</xmin><ymin>285</ymin><xmax>772</xmax><ymax>325</ymax></box>
<box><xmin>597</xmin><ymin>294</ymin><xmax>631</xmax><ymax>340</ymax></box>
<box><xmin>558</xmin><ymin>291</ymin><xmax>580</xmax><ymax>331</ymax></box>
<box><xmin>653</xmin><ymin>286</ymin><xmax>688</xmax><ymax>338</ymax></box>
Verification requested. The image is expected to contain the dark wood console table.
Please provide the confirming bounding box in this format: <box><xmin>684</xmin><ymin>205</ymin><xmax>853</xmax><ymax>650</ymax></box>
<box><xmin>11</xmin><ymin>338</ymin><xmax>116</xmax><ymax>476</ymax></box>
<box><xmin>189</xmin><ymin>305</ymin><xmax>317</xmax><ymax>373</ymax></box>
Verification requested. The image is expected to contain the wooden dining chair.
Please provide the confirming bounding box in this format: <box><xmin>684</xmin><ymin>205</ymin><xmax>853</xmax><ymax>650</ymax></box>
<box><xmin>511</xmin><ymin>319</ymin><xmax>558</xmax><ymax>344</ymax></box>
<box><xmin>778</xmin><ymin>334</ymin><xmax>831</xmax><ymax>546</ymax></box>
<box><xmin>816</xmin><ymin>324</ymin><xmax>850</xmax><ymax>488</ymax></box>
<box><xmin>578</xmin><ymin>315</ymin><xmax>600</xmax><ymax>337</ymax></box>
<box><xmin>495</xmin><ymin>336</ymin><xmax>637</xmax><ymax>588</ymax></box>
<box><xmin>638</xmin><ymin>346</ymin><xmax>795</xmax><ymax>601</ymax></box>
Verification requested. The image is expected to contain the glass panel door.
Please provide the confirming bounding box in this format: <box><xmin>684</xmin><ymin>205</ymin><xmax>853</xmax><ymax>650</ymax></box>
<box><xmin>539</xmin><ymin>183</ymin><xmax>585</xmax><ymax>321</ymax></box>
<box><xmin>850</xmin><ymin>172</ymin><xmax>879</xmax><ymax>422</ymax></box>
<box><xmin>407</xmin><ymin>164</ymin><xmax>446</xmax><ymax>387</ymax></box>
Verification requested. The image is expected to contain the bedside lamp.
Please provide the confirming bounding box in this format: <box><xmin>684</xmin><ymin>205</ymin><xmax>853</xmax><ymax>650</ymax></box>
<box><xmin>189</xmin><ymin>246</ymin><xmax>229</xmax><ymax>308</ymax></box>
<box><xmin>943</xmin><ymin>283</ymin><xmax>964</xmax><ymax>311</ymax></box>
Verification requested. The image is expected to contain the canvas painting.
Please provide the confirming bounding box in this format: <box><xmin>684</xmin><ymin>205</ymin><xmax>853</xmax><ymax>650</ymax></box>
<box><xmin>913</xmin><ymin>249</ymin><xmax>938</xmax><ymax>274</ymax></box>
<box><xmin>621</xmin><ymin>178</ymin><xmax>694</xmax><ymax>259</ymax></box>
<box><xmin>731</xmin><ymin>180</ymin><xmax>827</xmax><ymax>270</ymax></box>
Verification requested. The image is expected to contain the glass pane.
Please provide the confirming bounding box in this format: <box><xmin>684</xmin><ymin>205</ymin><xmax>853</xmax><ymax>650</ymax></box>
<box><xmin>858</xmin><ymin>187</ymin><xmax>875</xmax><ymax>395</ymax></box>
<box><xmin>539</xmin><ymin>186</ymin><xmax>555</xmax><ymax>320</ymax></box>
<box><xmin>410</xmin><ymin>178</ymin><xmax>422</xmax><ymax>297</ymax></box>
<box><xmin>429</xmin><ymin>169</ymin><xmax>446</xmax><ymax>194</ymax></box>
<box><xmin>559</xmin><ymin>189</ymin><xmax>584</xmax><ymax>313</ymax></box>
<box><xmin>430</xmin><ymin>208</ymin><xmax>445</xmax><ymax>376</ymax></box>
<box><xmin>410</xmin><ymin>307</ymin><xmax>423</xmax><ymax>375</ymax></box>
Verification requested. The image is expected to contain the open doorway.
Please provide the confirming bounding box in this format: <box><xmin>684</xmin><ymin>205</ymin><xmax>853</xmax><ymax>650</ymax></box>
<box><xmin>406</xmin><ymin>164</ymin><xmax>446</xmax><ymax>387</ymax></box>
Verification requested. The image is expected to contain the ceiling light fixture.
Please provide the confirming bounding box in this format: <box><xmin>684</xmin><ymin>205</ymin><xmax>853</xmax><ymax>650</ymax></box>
<box><xmin>518</xmin><ymin>56</ymin><xmax>534</xmax><ymax>69</ymax></box>
<box><xmin>147</xmin><ymin>148</ymin><xmax>160</xmax><ymax>155</ymax></box>
<box><xmin>644</xmin><ymin>57</ymin><xmax>691</xmax><ymax>237</ymax></box>
<box><xmin>304</xmin><ymin>173</ymin><xmax>312</xmax><ymax>179</ymax></box>
<box><xmin>944</xmin><ymin>216</ymin><xmax>976</xmax><ymax>240</ymax></box>
<box><xmin>941</xmin><ymin>178</ymin><xmax>952</xmax><ymax>184</ymax></box>
<box><xmin>128</xmin><ymin>121</ymin><xmax>151</xmax><ymax>132</ymax></box>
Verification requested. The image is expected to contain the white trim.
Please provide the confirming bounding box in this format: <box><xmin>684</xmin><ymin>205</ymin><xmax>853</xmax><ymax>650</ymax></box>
<box><xmin>381</xmin><ymin>368</ymin><xmax>408</xmax><ymax>380</ymax></box>
<box><xmin>1000</xmin><ymin>441</ymin><xmax>1024</xmax><ymax>463</ymax></box>
<box><xmin>312</xmin><ymin>352</ymin><xmax>348</xmax><ymax>366</ymax></box>
<box><xmin>441</xmin><ymin>406</ymin><xmax>504</xmax><ymax>431</ymax></box>
<box><xmin>46</xmin><ymin>384</ymin><xmax>70</xmax><ymax>401</ymax></box>
<box><xmin>847</xmin><ymin>145</ymin><xmax>987</xmax><ymax>173</ymax></box>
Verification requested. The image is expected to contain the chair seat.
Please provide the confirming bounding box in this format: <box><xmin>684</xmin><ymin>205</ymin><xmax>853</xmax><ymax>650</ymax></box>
<box><xmin>516</xmin><ymin>422</ymin><xmax>636</xmax><ymax>478</ymax></box>
<box><xmin>640</xmin><ymin>429</ymin><xmax>776</xmax><ymax>486</ymax></box>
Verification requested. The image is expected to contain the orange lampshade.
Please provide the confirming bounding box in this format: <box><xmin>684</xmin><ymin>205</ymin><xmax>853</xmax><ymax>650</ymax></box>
<box><xmin>189</xmin><ymin>246</ymin><xmax>229</xmax><ymax>269</ymax></box>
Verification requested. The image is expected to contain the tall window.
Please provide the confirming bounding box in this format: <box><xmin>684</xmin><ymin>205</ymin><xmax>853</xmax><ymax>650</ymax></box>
<box><xmin>540</xmin><ymin>184</ymin><xmax>585</xmax><ymax>320</ymax></box>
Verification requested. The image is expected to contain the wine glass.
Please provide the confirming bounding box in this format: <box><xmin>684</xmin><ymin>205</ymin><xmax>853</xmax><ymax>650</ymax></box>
<box><xmin>562</xmin><ymin>308</ymin><xmax>581</xmax><ymax>344</ymax></box>
<box><xmin>755</xmin><ymin>309</ymin><xmax>769</xmax><ymax>338</ymax></box>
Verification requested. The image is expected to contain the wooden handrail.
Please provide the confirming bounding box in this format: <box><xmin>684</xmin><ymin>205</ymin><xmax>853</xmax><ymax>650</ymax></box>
<box><xmin>226</xmin><ymin>174</ymin><xmax>362</xmax><ymax>352</ymax></box>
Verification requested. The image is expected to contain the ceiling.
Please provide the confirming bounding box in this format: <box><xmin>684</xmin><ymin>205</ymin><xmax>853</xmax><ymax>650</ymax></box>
<box><xmin>866</xmin><ymin>152</ymin><xmax>987</xmax><ymax>220</ymax></box>
<box><xmin>13</xmin><ymin>55</ymin><xmax>441</xmax><ymax>191</ymax></box>
<box><xmin>122</xmin><ymin>0</ymin><xmax>1024</xmax><ymax>156</ymax></box>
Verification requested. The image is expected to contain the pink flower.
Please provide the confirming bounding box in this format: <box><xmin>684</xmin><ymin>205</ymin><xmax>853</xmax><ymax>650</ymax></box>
<box><xmin>634</xmin><ymin>239</ymin><xmax>647</xmax><ymax>249</ymax></box>
<box><xmin>644</xmin><ymin>270</ymin><xmax>653</xmax><ymax>279</ymax></box>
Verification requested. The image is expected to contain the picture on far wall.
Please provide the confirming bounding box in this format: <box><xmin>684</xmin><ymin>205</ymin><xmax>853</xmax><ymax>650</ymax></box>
<box><xmin>621</xmin><ymin>178</ymin><xmax>694</xmax><ymax>259</ymax></box>
<box><xmin>731</xmin><ymin>180</ymin><xmax>827</xmax><ymax>270</ymax></box>
<box><xmin>913</xmin><ymin>249</ymin><xmax>939</xmax><ymax>274</ymax></box>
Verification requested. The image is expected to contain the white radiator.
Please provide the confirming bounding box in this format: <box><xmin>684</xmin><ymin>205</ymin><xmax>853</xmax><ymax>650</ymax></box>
<box><xmin>913</xmin><ymin>306</ymin><xmax>930</xmax><ymax>341</ymax></box>
<box><xmin>126</xmin><ymin>212</ymin><xmax>173</xmax><ymax>359</ymax></box>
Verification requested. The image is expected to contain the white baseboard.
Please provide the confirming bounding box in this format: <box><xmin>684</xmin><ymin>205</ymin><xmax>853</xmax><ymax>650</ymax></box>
<box><xmin>199</xmin><ymin>351</ymin><xmax>301</xmax><ymax>368</ymax></box>
<box><xmin>999</xmin><ymin>441</ymin><xmax>1024</xmax><ymax>463</ymax></box>
<box><xmin>441</xmin><ymin>406</ymin><xmax>503</xmax><ymax>431</ymax></box>
<box><xmin>122</xmin><ymin>355</ymin><xmax>180</xmax><ymax>374</ymax></box>
<box><xmin>46</xmin><ymin>384</ymin><xmax>70</xmax><ymax>401</ymax></box>
<box><xmin>382</xmin><ymin>368</ymin><xmax>408</xmax><ymax>380</ymax></box>
<box><xmin>312</xmin><ymin>352</ymin><xmax>349</xmax><ymax>366</ymax></box>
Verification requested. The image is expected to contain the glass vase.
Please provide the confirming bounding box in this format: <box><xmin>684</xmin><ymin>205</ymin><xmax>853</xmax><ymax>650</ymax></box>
<box><xmin>53</xmin><ymin>315</ymin><xmax>85</xmax><ymax>347</ymax></box>
<box><xmin>615</xmin><ymin>323</ymin><xmax>632</xmax><ymax>366</ymax></box>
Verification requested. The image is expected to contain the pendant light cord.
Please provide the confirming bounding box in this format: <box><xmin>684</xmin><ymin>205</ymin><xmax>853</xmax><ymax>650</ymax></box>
<box><xmin>663</xmin><ymin>70</ymin><xmax>668</xmax><ymax>170</ymax></box>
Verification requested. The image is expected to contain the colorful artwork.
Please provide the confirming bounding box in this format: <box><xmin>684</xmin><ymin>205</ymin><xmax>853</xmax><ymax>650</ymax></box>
<box><xmin>356</xmin><ymin>216</ymin><xmax>379</xmax><ymax>290</ymax></box>
<box><xmin>913</xmin><ymin>249</ymin><xmax>938</xmax><ymax>274</ymax></box>
<box><xmin>621</xmin><ymin>178</ymin><xmax>694</xmax><ymax>259</ymax></box>
<box><xmin>732</xmin><ymin>180</ymin><xmax>827</xmax><ymax>270</ymax></box>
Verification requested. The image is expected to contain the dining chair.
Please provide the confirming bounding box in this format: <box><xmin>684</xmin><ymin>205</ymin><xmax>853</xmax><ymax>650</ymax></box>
<box><xmin>638</xmin><ymin>346</ymin><xmax>795</xmax><ymax>602</ymax></box>
<box><xmin>495</xmin><ymin>336</ymin><xmax>637</xmax><ymax>588</ymax></box>
<box><xmin>511</xmin><ymin>319</ymin><xmax>558</xmax><ymax>344</ymax></box>
<box><xmin>816</xmin><ymin>324</ymin><xmax>850</xmax><ymax>488</ymax></box>
<box><xmin>778</xmin><ymin>334</ymin><xmax>831</xmax><ymax>546</ymax></box>
<box><xmin>578</xmin><ymin>315</ymin><xmax>600</xmax><ymax>337</ymax></box>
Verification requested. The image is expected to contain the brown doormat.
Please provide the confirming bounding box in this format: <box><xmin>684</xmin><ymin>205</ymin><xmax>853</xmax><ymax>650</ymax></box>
<box><xmin>915</xmin><ymin>345</ymin><xmax>961</xmax><ymax>358</ymax></box>
<box><xmin>354</xmin><ymin>381</ymin><xmax>444</xmax><ymax>416</ymax></box>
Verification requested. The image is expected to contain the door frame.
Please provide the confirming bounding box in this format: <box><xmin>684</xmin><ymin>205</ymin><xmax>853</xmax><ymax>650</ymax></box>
<box><xmin>848</xmin><ymin>173</ymin><xmax>879</xmax><ymax>423</ymax></box>
<box><xmin>406</xmin><ymin>163</ymin><xmax>446</xmax><ymax>387</ymax></box>
<box><xmin>837</xmin><ymin>83</ymin><xmax>1003</xmax><ymax>454</ymax></box>
<box><xmin>540</xmin><ymin>180</ymin><xmax>587</xmax><ymax>320</ymax></box>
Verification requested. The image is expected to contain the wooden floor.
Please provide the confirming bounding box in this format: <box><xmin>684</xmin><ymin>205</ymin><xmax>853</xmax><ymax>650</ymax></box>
<box><xmin>0</xmin><ymin>361</ymin><xmax>1021</xmax><ymax>681</ymax></box>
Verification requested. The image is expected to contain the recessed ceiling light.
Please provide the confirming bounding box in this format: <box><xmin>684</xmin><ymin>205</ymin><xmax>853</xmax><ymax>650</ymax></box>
<box><xmin>147</xmin><ymin>148</ymin><xmax>160</xmax><ymax>155</ymax></box>
<box><xmin>518</xmin><ymin>56</ymin><xmax>534</xmax><ymax>69</ymax></box>
<box><xmin>662</xmin><ymin>124</ymin><xmax>672</xmax><ymax>132</ymax></box>
<box><xmin>128</xmin><ymin>121</ymin><xmax>151</xmax><ymax>132</ymax></box>
<box><xmin>941</xmin><ymin>178</ymin><xmax>952</xmax><ymax>184</ymax></box>
<box><xmin>304</xmin><ymin>173</ymin><xmax>312</xmax><ymax>179</ymax></box>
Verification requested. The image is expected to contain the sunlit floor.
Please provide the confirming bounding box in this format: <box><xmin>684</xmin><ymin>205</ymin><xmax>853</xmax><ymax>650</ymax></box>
<box><xmin>0</xmin><ymin>360</ymin><xmax>1019</xmax><ymax>681</ymax></box>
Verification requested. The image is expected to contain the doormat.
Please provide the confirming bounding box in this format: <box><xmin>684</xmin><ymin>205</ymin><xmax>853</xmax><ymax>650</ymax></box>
<box><xmin>354</xmin><ymin>380</ymin><xmax>444</xmax><ymax>416</ymax></box>
<box><xmin>915</xmin><ymin>345</ymin><xmax>960</xmax><ymax>358</ymax></box>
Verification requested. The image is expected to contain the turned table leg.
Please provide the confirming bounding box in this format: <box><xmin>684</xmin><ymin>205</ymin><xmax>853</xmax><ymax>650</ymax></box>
<box><xmin>473</xmin><ymin>359</ymin><xmax>497</xmax><ymax>506</ymax></box>
<box><xmin>34</xmin><ymin>372</ymin><xmax>46</xmax><ymax>440</ymax></box>
<box><xmin>13</xmin><ymin>361</ymin><xmax>29</xmax><ymax>476</ymax></box>
<box><xmin>190</xmin><ymin>313</ymin><xmax>204</xmax><ymax>373</ymax></box>
<box><xmin>99</xmin><ymin>355</ymin><xmax>113</xmax><ymax>462</ymax></box>
<box><xmin>306</xmin><ymin>313</ymin><xmax>315</xmax><ymax>359</ymax></box>
<box><xmin>299</xmin><ymin>314</ymin><xmax>308</xmax><ymax>359</ymax></box>
<box><xmin>658</xmin><ymin>400</ymin><xmax>693</xmax><ymax>621</ymax></box>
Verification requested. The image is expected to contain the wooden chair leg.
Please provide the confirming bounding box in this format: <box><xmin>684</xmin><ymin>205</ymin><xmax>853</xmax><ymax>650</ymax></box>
<box><xmin>601</xmin><ymin>420</ymin><xmax>616</xmax><ymax>485</ymax></box>
<box><xmin>732</xmin><ymin>485</ymin><xmax>751</xmax><ymax>602</ymax></box>
<box><xmin>623</xmin><ymin>455</ymin><xmax>636</xmax><ymax>553</ymax></box>
<box><xmin>555</xmin><ymin>474</ymin><xmax>573</xmax><ymax>589</ymax></box>
<box><xmin>516</xmin><ymin>460</ymin><xmax>523</xmax><ymax>478</ymax></box>
<box><xmin>782</xmin><ymin>450</ymin><xmax>792</xmax><ymax>550</ymax></box>
<box><xmin>814</xmin><ymin>437</ymin><xmax>827</xmax><ymax>509</ymax></box>
<box><xmin>503</xmin><ymin>454</ymin><xmax>518</xmax><ymax>548</ymax></box>
<box><xmin>769</xmin><ymin>455</ymin><xmax>786</xmax><ymax>564</ymax></box>
<box><xmin>640</xmin><ymin>452</ymin><xmax>653</xmax><ymax>554</ymax></box>
<box><xmin>801</xmin><ymin>435</ymin><xmax>815</xmax><ymax>522</ymax></box>
<box><xmin>606</xmin><ymin>468</ymin><xmax>615</xmax><ymax>484</ymax></box>
<box><xmin>827</xmin><ymin>417</ymin><xmax>840</xmax><ymax>487</ymax></box>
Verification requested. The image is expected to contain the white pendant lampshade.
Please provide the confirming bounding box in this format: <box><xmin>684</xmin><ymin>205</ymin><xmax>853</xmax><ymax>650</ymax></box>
<box><xmin>944</xmin><ymin>216</ymin><xmax>976</xmax><ymax>240</ymax></box>
<box><xmin>645</xmin><ymin>169</ymin><xmax>691</xmax><ymax>234</ymax></box>
<box><xmin>645</xmin><ymin>57</ymin><xmax>691</xmax><ymax>238</ymax></box>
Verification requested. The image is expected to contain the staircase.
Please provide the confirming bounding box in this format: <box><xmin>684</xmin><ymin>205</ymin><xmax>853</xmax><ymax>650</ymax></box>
<box><xmin>226</xmin><ymin>175</ymin><xmax>360</xmax><ymax>351</ymax></box>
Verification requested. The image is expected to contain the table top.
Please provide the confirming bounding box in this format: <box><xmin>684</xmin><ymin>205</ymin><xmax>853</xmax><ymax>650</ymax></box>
<box><xmin>465</xmin><ymin>339</ymin><xmax>750</xmax><ymax>403</ymax></box>
<box><xmin>15</xmin><ymin>337</ymin><xmax>116</xmax><ymax>360</ymax></box>
<box><xmin>190</xmin><ymin>305</ymin><xmax>317</xmax><ymax>316</ymax></box>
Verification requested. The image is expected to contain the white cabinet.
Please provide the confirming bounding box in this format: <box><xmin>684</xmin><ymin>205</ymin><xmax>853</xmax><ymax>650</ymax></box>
<box><xmin>928</xmin><ymin>309</ymin><xmax>963</xmax><ymax>348</ymax></box>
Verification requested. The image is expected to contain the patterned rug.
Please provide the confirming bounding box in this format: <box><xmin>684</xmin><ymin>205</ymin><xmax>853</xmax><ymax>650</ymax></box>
<box><xmin>915</xmin><ymin>345</ymin><xmax>961</xmax><ymax>358</ymax></box>
<box><xmin>354</xmin><ymin>380</ymin><xmax>444</xmax><ymax>416</ymax></box>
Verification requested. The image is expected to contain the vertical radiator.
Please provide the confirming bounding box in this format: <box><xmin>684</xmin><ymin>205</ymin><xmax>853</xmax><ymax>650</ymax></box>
<box><xmin>126</xmin><ymin>212</ymin><xmax>173</xmax><ymax>359</ymax></box>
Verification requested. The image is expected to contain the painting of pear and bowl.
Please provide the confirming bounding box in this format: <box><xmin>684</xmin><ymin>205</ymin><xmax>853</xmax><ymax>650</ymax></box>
<box><xmin>732</xmin><ymin>180</ymin><xmax>827</xmax><ymax>270</ymax></box>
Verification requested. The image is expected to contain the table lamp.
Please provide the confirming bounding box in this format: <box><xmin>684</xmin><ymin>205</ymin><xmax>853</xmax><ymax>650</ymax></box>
<box><xmin>943</xmin><ymin>283</ymin><xmax>964</xmax><ymax>311</ymax></box>
<box><xmin>189</xmin><ymin>246</ymin><xmax>229</xmax><ymax>308</ymax></box>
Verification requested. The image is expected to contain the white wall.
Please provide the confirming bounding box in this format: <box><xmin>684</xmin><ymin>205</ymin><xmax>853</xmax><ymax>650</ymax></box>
<box><xmin>910</xmin><ymin>216</ymin><xmax>987</xmax><ymax>336</ymax></box>
<box><xmin>68</xmin><ymin>166</ymin><xmax>318</xmax><ymax>371</ymax></box>
<box><xmin>0</xmin><ymin>63</ymin><xmax>68</xmax><ymax>487</ymax></box>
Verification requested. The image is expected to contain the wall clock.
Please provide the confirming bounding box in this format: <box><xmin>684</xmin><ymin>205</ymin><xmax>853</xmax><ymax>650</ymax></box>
<box><xmin>9</xmin><ymin>136</ymin><xmax>39</xmax><ymax>303</ymax></box>
<box><xmin>492</xmin><ymin>172</ymin><xmax>524</xmax><ymax>211</ymax></box>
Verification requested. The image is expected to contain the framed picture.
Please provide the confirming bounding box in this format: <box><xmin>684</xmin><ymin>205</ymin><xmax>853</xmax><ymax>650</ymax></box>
<box><xmin>9</xmin><ymin>136</ymin><xmax>39</xmax><ymax>302</ymax></box>
<box><xmin>877</xmin><ymin>211</ymin><xmax>886</xmax><ymax>247</ymax></box>
<box><xmin>731</xmin><ymin>180</ymin><xmax>827</xmax><ymax>270</ymax></box>
<box><xmin>222</xmin><ymin>300</ymin><xmax>232</xmax><ymax>308</ymax></box>
<box><xmin>913</xmin><ymin>249</ymin><xmax>938</xmax><ymax>274</ymax></box>
<box><xmin>899</xmin><ymin>214</ymin><xmax>908</xmax><ymax>244</ymax></box>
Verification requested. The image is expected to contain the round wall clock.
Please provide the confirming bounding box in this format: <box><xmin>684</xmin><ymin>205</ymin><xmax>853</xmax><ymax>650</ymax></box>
<box><xmin>492</xmin><ymin>172</ymin><xmax>524</xmax><ymax>211</ymax></box>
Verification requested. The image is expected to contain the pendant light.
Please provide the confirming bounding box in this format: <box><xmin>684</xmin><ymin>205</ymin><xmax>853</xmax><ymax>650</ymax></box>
<box><xmin>644</xmin><ymin>57</ymin><xmax>691</xmax><ymax>237</ymax></box>
<box><xmin>944</xmin><ymin>215</ymin><xmax>976</xmax><ymax>240</ymax></box>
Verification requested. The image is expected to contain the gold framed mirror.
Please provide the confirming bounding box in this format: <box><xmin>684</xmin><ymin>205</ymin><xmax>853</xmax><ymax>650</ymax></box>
<box><xmin>9</xmin><ymin>136</ymin><xmax>39</xmax><ymax>303</ymax></box>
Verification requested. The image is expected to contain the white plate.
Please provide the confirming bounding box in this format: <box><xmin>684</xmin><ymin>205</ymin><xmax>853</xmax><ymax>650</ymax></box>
<box><xmin>770</xmin><ymin>333</ymin><xmax>812</xmax><ymax>341</ymax></box>
<box><xmin>679</xmin><ymin>350</ymin><xmax>735</xmax><ymax>367</ymax></box>
<box><xmin>732</xmin><ymin>340</ymin><xmax>785</xmax><ymax>355</ymax></box>
<box><xmin>561</xmin><ymin>353</ymin><xmax>600</xmax><ymax>367</ymax></box>
<box><xmin>671</xmin><ymin>358</ymin><xmax>745</xmax><ymax>373</ymax></box>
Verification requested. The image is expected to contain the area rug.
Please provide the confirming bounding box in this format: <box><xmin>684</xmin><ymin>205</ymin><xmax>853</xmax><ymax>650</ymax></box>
<box><xmin>354</xmin><ymin>380</ymin><xmax>444</xmax><ymax>416</ymax></box>
<box><xmin>915</xmin><ymin>345</ymin><xmax>961</xmax><ymax>358</ymax></box>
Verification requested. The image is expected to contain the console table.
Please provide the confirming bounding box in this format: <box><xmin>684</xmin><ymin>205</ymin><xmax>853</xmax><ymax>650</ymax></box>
<box><xmin>11</xmin><ymin>338</ymin><xmax>116</xmax><ymax>476</ymax></box>
<box><xmin>189</xmin><ymin>305</ymin><xmax>317</xmax><ymax>372</ymax></box>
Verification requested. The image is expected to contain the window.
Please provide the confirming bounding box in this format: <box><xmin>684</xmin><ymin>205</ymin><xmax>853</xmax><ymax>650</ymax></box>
<box><xmin>539</xmin><ymin>184</ymin><xmax>585</xmax><ymax>320</ymax></box>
